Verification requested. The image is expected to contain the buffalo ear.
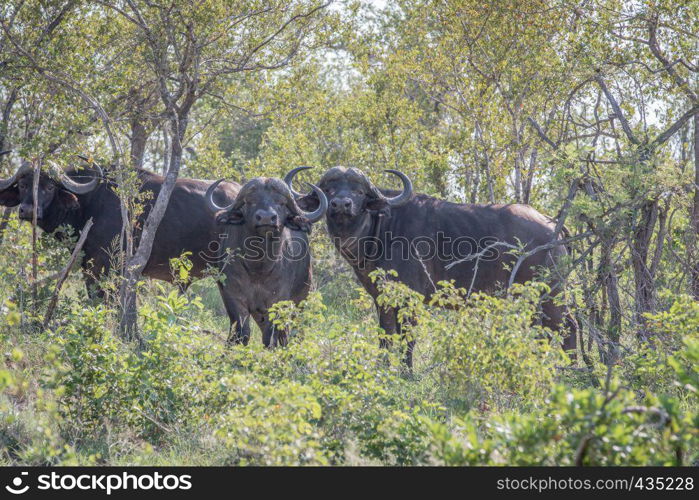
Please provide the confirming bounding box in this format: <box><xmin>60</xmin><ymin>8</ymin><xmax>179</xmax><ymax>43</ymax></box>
<box><xmin>296</xmin><ymin>192</ymin><xmax>320</xmax><ymax>212</ymax></box>
<box><xmin>217</xmin><ymin>210</ymin><xmax>244</xmax><ymax>225</ymax></box>
<box><xmin>285</xmin><ymin>215</ymin><xmax>312</xmax><ymax>233</ymax></box>
<box><xmin>56</xmin><ymin>190</ymin><xmax>80</xmax><ymax>211</ymax></box>
<box><xmin>0</xmin><ymin>188</ymin><xmax>20</xmax><ymax>207</ymax></box>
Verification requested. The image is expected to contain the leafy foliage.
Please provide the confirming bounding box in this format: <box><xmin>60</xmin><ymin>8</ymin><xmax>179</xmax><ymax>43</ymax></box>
<box><xmin>1</xmin><ymin>281</ymin><xmax>697</xmax><ymax>465</ymax></box>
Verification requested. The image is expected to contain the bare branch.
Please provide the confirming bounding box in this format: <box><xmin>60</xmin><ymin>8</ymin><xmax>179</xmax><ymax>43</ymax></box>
<box><xmin>42</xmin><ymin>218</ymin><xmax>94</xmax><ymax>331</ymax></box>
<box><xmin>595</xmin><ymin>74</ymin><xmax>639</xmax><ymax>145</ymax></box>
<box><xmin>527</xmin><ymin>117</ymin><xmax>557</xmax><ymax>149</ymax></box>
<box><xmin>508</xmin><ymin>231</ymin><xmax>594</xmax><ymax>289</ymax></box>
<box><xmin>651</xmin><ymin>104</ymin><xmax>699</xmax><ymax>149</ymax></box>
<box><xmin>647</xmin><ymin>16</ymin><xmax>697</xmax><ymax>103</ymax></box>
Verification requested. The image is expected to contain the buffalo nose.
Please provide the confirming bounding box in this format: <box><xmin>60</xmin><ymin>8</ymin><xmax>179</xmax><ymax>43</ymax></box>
<box><xmin>19</xmin><ymin>203</ymin><xmax>35</xmax><ymax>219</ymax></box>
<box><xmin>254</xmin><ymin>209</ymin><xmax>278</xmax><ymax>226</ymax></box>
<box><xmin>330</xmin><ymin>198</ymin><xmax>352</xmax><ymax>212</ymax></box>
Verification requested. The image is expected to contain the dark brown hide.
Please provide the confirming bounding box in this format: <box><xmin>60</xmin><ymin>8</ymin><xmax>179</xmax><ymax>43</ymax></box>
<box><xmin>209</xmin><ymin>177</ymin><xmax>326</xmax><ymax>347</ymax></box>
<box><xmin>0</xmin><ymin>163</ymin><xmax>243</xmax><ymax>332</ymax></box>
<box><xmin>289</xmin><ymin>166</ymin><xmax>576</xmax><ymax>368</ymax></box>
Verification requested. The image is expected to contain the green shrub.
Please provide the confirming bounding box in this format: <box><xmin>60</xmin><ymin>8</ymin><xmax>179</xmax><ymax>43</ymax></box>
<box><xmin>1</xmin><ymin>280</ymin><xmax>696</xmax><ymax>465</ymax></box>
<box><xmin>215</xmin><ymin>376</ymin><xmax>326</xmax><ymax>465</ymax></box>
<box><xmin>48</xmin><ymin>307</ymin><xmax>130</xmax><ymax>438</ymax></box>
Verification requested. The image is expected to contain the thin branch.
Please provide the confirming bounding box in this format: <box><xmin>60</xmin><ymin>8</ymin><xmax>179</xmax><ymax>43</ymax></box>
<box><xmin>527</xmin><ymin>117</ymin><xmax>557</xmax><ymax>149</ymax></box>
<box><xmin>508</xmin><ymin>232</ymin><xmax>594</xmax><ymax>289</ymax></box>
<box><xmin>647</xmin><ymin>16</ymin><xmax>697</xmax><ymax>103</ymax></box>
<box><xmin>595</xmin><ymin>74</ymin><xmax>639</xmax><ymax>145</ymax></box>
<box><xmin>42</xmin><ymin>218</ymin><xmax>94</xmax><ymax>331</ymax></box>
<box><xmin>31</xmin><ymin>160</ymin><xmax>39</xmax><ymax>303</ymax></box>
<box><xmin>652</xmin><ymin>104</ymin><xmax>699</xmax><ymax>149</ymax></box>
<box><xmin>444</xmin><ymin>240</ymin><xmax>519</xmax><ymax>271</ymax></box>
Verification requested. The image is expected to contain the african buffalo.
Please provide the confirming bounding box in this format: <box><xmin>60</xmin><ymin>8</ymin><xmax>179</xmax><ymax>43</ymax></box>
<box><xmin>0</xmin><ymin>153</ymin><xmax>243</xmax><ymax>332</ymax></box>
<box><xmin>285</xmin><ymin>166</ymin><xmax>577</xmax><ymax>368</ymax></box>
<box><xmin>206</xmin><ymin>176</ymin><xmax>327</xmax><ymax>347</ymax></box>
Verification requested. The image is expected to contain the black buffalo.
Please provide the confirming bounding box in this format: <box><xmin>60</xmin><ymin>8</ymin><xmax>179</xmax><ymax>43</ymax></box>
<box><xmin>206</xmin><ymin>176</ymin><xmax>327</xmax><ymax>347</ymax></box>
<box><xmin>286</xmin><ymin>166</ymin><xmax>577</xmax><ymax>368</ymax></box>
<box><xmin>0</xmin><ymin>154</ymin><xmax>243</xmax><ymax>331</ymax></box>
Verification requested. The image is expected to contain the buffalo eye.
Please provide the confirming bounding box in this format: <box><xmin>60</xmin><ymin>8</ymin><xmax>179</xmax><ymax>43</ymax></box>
<box><xmin>46</xmin><ymin>184</ymin><xmax>55</xmax><ymax>191</ymax></box>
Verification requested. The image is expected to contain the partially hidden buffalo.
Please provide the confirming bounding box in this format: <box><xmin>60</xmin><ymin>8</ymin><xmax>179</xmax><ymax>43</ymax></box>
<box><xmin>285</xmin><ymin>166</ymin><xmax>577</xmax><ymax>369</ymax></box>
<box><xmin>206</xmin><ymin>176</ymin><xmax>327</xmax><ymax>347</ymax></box>
<box><xmin>0</xmin><ymin>153</ymin><xmax>243</xmax><ymax>332</ymax></box>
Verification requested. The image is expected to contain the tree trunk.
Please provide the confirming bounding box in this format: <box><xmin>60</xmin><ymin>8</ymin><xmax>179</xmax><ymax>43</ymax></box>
<box><xmin>31</xmin><ymin>161</ymin><xmax>40</xmax><ymax>304</ymax></box>
<box><xmin>513</xmin><ymin>153</ymin><xmax>522</xmax><ymax>203</ymax></box>
<box><xmin>130</xmin><ymin>118</ymin><xmax>149</xmax><ymax>169</ymax></box>
<box><xmin>118</xmin><ymin>112</ymin><xmax>187</xmax><ymax>340</ymax></box>
<box><xmin>118</xmin><ymin>275</ymin><xmax>139</xmax><ymax>341</ymax></box>
<box><xmin>0</xmin><ymin>87</ymin><xmax>18</xmax><ymax>244</ymax></box>
<box><xmin>119</xmin><ymin>117</ymin><xmax>151</xmax><ymax>337</ymax></box>
<box><xmin>631</xmin><ymin>199</ymin><xmax>658</xmax><ymax>341</ymax></box>
<box><xmin>599</xmin><ymin>236</ymin><xmax>621</xmax><ymax>363</ymax></box>
<box><xmin>691</xmin><ymin>112</ymin><xmax>699</xmax><ymax>300</ymax></box>
<box><xmin>0</xmin><ymin>87</ymin><xmax>18</xmax><ymax>151</ymax></box>
<box><xmin>523</xmin><ymin>148</ymin><xmax>537</xmax><ymax>205</ymax></box>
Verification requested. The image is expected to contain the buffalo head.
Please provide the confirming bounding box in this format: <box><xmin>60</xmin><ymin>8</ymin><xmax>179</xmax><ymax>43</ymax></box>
<box><xmin>0</xmin><ymin>154</ymin><xmax>101</xmax><ymax>228</ymax></box>
<box><xmin>206</xmin><ymin>177</ymin><xmax>327</xmax><ymax>236</ymax></box>
<box><xmin>284</xmin><ymin>166</ymin><xmax>412</xmax><ymax>226</ymax></box>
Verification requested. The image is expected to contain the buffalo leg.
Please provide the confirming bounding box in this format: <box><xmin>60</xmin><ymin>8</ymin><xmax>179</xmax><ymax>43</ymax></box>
<box><xmin>226</xmin><ymin>312</ymin><xmax>251</xmax><ymax>346</ymax></box>
<box><xmin>227</xmin><ymin>302</ymin><xmax>251</xmax><ymax>346</ymax></box>
<box><xmin>176</xmin><ymin>281</ymin><xmax>191</xmax><ymax>295</ymax></box>
<box><xmin>84</xmin><ymin>274</ymin><xmax>104</xmax><ymax>301</ymax></box>
<box><xmin>562</xmin><ymin>310</ymin><xmax>579</xmax><ymax>353</ymax></box>
<box><xmin>259</xmin><ymin>314</ymin><xmax>287</xmax><ymax>348</ymax></box>
<box><xmin>217</xmin><ymin>284</ymin><xmax>250</xmax><ymax>345</ymax></box>
<box><xmin>82</xmin><ymin>255</ymin><xmax>110</xmax><ymax>302</ymax></box>
<box><xmin>376</xmin><ymin>303</ymin><xmax>399</xmax><ymax>350</ymax></box>
<box><xmin>259</xmin><ymin>314</ymin><xmax>273</xmax><ymax>348</ymax></box>
<box><xmin>275</xmin><ymin>327</ymin><xmax>288</xmax><ymax>347</ymax></box>
<box><xmin>378</xmin><ymin>304</ymin><xmax>415</xmax><ymax>370</ymax></box>
<box><xmin>83</xmin><ymin>269</ymin><xmax>106</xmax><ymax>302</ymax></box>
<box><xmin>229</xmin><ymin>314</ymin><xmax>251</xmax><ymax>346</ymax></box>
<box><xmin>541</xmin><ymin>299</ymin><xmax>577</xmax><ymax>359</ymax></box>
<box><xmin>397</xmin><ymin>316</ymin><xmax>417</xmax><ymax>370</ymax></box>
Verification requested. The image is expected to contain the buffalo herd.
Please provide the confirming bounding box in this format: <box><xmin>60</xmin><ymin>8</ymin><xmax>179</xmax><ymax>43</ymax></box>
<box><xmin>0</xmin><ymin>151</ymin><xmax>576</xmax><ymax>368</ymax></box>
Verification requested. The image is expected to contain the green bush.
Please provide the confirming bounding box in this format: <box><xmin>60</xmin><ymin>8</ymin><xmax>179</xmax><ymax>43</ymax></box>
<box><xmin>215</xmin><ymin>376</ymin><xmax>326</xmax><ymax>465</ymax></box>
<box><xmin>429</xmin><ymin>282</ymin><xmax>566</xmax><ymax>409</ymax></box>
<box><xmin>0</xmin><ymin>282</ymin><xmax>697</xmax><ymax>465</ymax></box>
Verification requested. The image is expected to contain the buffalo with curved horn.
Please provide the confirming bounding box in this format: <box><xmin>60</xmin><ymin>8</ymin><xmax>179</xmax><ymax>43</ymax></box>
<box><xmin>0</xmin><ymin>156</ymin><xmax>245</xmax><ymax>336</ymax></box>
<box><xmin>0</xmin><ymin>160</ymin><xmax>102</xmax><ymax>222</ymax></box>
<box><xmin>286</xmin><ymin>166</ymin><xmax>576</xmax><ymax>369</ymax></box>
<box><xmin>206</xmin><ymin>176</ymin><xmax>327</xmax><ymax>347</ymax></box>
